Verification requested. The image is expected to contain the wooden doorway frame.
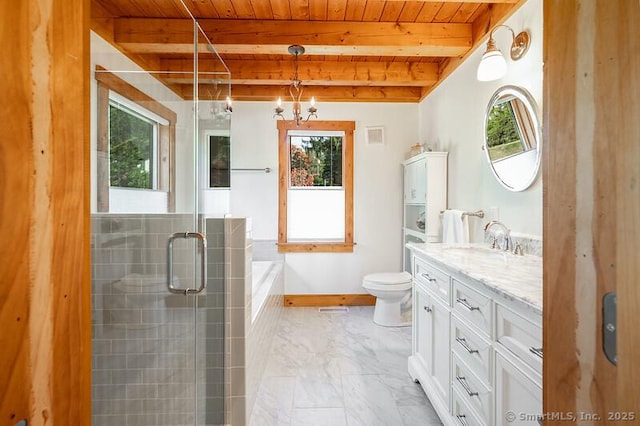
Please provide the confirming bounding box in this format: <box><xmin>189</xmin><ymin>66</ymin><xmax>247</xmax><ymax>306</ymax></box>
<box><xmin>1</xmin><ymin>0</ymin><xmax>91</xmax><ymax>424</ymax></box>
<box><xmin>543</xmin><ymin>0</ymin><xmax>640</xmax><ymax>417</ymax></box>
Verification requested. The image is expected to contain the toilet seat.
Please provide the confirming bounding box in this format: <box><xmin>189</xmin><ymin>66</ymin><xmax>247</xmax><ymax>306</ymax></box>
<box><xmin>362</xmin><ymin>271</ymin><xmax>413</xmax><ymax>291</ymax></box>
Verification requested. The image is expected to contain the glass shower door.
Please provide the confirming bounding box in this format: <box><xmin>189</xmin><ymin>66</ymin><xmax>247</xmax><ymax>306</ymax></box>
<box><xmin>90</xmin><ymin>7</ymin><xmax>230</xmax><ymax>425</ymax></box>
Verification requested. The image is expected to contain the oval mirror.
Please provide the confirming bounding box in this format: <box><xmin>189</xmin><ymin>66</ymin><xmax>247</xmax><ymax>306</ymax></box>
<box><xmin>483</xmin><ymin>85</ymin><xmax>541</xmax><ymax>191</ymax></box>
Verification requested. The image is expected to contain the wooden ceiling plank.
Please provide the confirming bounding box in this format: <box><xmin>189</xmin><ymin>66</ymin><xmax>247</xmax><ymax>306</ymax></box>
<box><xmin>160</xmin><ymin>0</ymin><xmax>195</xmax><ymax>18</ymax></box>
<box><xmin>308</xmin><ymin>0</ymin><xmax>328</xmax><ymax>20</ymax></box>
<box><xmin>433</xmin><ymin>3</ymin><xmax>460</xmax><ymax>22</ymax></box>
<box><xmin>414</xmin><ymin>2</ymin><xmax>442</xmax><ymax>22</ymax></box>
<box><xmin>398</xmin><ymin>2</ymin><xmax>426</xmax><ymax>22</ymax></box>
<box><xmin>249</xmin><ymin>0</ymin><xmax>273</xmax><ymax>19</ymax></box>
<box><xmin>381</xmin><ymin>0</ymin><xmax>517</xmax><ymax>3</ymax></box>
<box><xmin>344</xmin><ymin>0</ymin><xmax>367</xmax><ymax>21</ymax></box>
<box><xmin>230</xmin><ymin>0</ymin><xmax>257</xmax><ymax>19</ymax></box>
<box><xmin>290</xmin><ymin>0</ymin><xmax>311</xmax><ymax>20</ymax></box>
<box><xmin>379</xmin><ymin>2</ymin><xmax>405</xmax><ymax>22</ymax></box>
<box><xmin>361</xmin><ymin>1</ymin><xmax>385</xmax><ymax>21</ymax></box>
<box><xmin>270</xmin><ymin>0</ymin><xmax>292</xmax><ymax>19</ymax></box>
<box><xmin>452</xmin><ymin>3</ymin><xmax>481</xmax><ymax>23</ymax></box>
<box><xmin>327</xmin><ymin>0</ymin><xmax>346</xmax><ymax>20</ymax></box>
<box><xmin>467</xmin><ymin>3</ymin><xmax>488</xmax><ymax>23</ymax></box>
<box><xmin>114</xmin><ymin>18</ymin><xmax>472</xmax><ymax>56</ymax></box>
<box><xmin>212</xmin><ymin>0</ymin><xmax>237</xmax><ymax>18</ymax></box>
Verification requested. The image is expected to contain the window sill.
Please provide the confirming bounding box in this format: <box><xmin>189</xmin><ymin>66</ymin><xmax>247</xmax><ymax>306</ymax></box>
<box><xmin>277</xmin><ymin>242</ymin><xmax>356</xmax><ymax>253</ymax></box>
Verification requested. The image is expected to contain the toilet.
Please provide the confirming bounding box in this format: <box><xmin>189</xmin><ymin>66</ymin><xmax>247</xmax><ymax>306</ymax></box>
<box><xmin>362</xmin><ymin>271</ymin><xmax>413</xmax><ymax>327</ymax></box>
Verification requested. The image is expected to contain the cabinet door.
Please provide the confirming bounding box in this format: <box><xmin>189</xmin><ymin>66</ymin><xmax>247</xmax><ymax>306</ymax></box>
<box><xmin>412</xmin><ymin>158</ymin><xmax>426</xmax><ymax>203</ymax></box>
<box><xmin>414</xmin><ymin>284</ymin><xmax>433</xmax><ymax>373</ymax></box>
<box><xmin>431</xmin><ymin>295</ymin><xmax>450</xmax><ymax>407</ymax></box>
<box><xmin>494</xmin><ymin>349</ymin><xmax>542</xmax><ymax>426</ymax></box>
<box><xmin>414</xmin><ymin>284</ymin><xmax>451</xmax><ymax>412</ymax></box>
<box><xmin>405</xmin><ymin>158</ymin><xmax>426</xmax><ymax>204</ymax></box>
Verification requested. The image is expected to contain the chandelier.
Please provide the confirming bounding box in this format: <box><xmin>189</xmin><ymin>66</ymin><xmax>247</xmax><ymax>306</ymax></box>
<box><xmin>274</xmin><ymin>45</ymin><xmax>318</xmax><ymax>126</ymax></box>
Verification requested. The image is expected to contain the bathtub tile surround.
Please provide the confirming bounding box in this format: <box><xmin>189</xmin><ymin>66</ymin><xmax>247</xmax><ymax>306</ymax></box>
<box><xmin>217</xmin><ymin>218</ymin><xmax>285</xmax><ymax>426</ymax></box>
<box><xmin>250</xmin><ymin>307</ymin><xmax>442</xmax><ymax>426</ymax></box>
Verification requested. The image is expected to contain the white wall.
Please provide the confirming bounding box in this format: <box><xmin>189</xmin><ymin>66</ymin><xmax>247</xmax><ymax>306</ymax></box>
<box><xmin>228</xmin><ymin>101</ymin><xmax>419</xmax><ymax>294</ymax></box>
<box><xmin>419</xmin><ymin>0</ymin><xmax>543</xmax><ymax>240</ymax></box>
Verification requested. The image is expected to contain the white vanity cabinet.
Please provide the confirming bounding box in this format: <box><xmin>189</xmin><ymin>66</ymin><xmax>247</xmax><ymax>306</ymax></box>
<box><xmin>494</xmin><ymin>347</ymin><xmax>542</xmax><ymax>426</ymax></box>
<box><xmin>402</xmin><ymin>152</ymin><xmax>447</xmax><ymax>273</ymax></box>
<box><xmin>412</xmin><ymin>260</ymin><xmax>451</xmax><ymax>418</ymax></box>
<box><xmin>408</xmin><ymin>245</ymin><xmax>542</xmax><ymax>426</ymax></box>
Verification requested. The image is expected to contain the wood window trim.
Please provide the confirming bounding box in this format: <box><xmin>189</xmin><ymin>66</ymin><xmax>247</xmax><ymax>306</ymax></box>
<box><xmin>95</xmin><ymin>65</ymin><xmax>177</xmax><ymax>212</ymax></box>
<box><xmin>277</xmin><ymin>120</ymin><xmax>355</xmax><ymax>253</ymax></box>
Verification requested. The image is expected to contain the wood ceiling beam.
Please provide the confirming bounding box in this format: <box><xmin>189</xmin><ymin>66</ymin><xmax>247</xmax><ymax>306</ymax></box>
<box><xmin>160</xmin><ymin>58</ymin><xmax>439</xmax><ymax>86</ymax></box>
<box><xmin>178</xmin><ymin>84</ymin><xmax>423</xmax><ymax>102</ymax></box>
<box><xmin>380</xmin><ymin>0</ymin><xmax>518</xmax><ymax>3</ymax></box>
<box><xmin>114</xmin><ymin>18</ymin><xmax>472</xmax><ymax>57</ymax></box>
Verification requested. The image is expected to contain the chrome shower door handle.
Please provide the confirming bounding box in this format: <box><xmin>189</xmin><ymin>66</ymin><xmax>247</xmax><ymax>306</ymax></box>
<box><xmin>167</xmin><ymin>232</ymin><xmax>207</xmax><ymax>295</ymax></box>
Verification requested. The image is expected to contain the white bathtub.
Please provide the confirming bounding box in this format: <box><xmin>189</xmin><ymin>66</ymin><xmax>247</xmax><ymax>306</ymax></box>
<box><xmin>251</xmin><ymin>261</ymin><xmax>282</xmax><ymax>323</ymax></box>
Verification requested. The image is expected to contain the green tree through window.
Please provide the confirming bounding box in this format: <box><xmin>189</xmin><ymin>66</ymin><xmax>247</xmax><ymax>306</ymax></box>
<box><xmin>290</xmin><ymin>135</ymin><xmax>342</xmax><ymax>187</ymax></box>
<box><xmin>485</xmin><ymin>101</ymin><xmax>525</xmax><ymax>161</ymax></box>
<box><xmin>109</xmin><ymin>103</ymin><xmax>155</xmax><ymax>189</ymax></box>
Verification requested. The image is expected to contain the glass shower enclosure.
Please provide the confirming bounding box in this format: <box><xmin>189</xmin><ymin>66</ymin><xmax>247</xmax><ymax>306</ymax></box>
<box><xmin>90</xmin><ymin>5</ymin><xmax>231</xmax><ymax>425</ymax></box>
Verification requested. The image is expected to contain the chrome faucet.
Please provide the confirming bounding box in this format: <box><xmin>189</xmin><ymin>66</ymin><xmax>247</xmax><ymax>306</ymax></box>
<box><xmin>484</xmin><ymin>221</ymin><xmax>512</xmax><ymax>251</ymax></box>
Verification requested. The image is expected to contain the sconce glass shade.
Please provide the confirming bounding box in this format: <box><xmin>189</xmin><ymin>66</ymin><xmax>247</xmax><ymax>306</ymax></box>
<box><xmin>477</xmin><ymin>48</ymin><xmax>507</xmax><ymax>82</ymax></box>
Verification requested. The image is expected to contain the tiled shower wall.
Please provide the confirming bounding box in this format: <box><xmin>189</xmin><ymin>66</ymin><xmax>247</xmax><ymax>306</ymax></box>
<box><xmin>91</xmin><ymin>214</ymin><xmax>226</xmax><ymax>426</ymax></box>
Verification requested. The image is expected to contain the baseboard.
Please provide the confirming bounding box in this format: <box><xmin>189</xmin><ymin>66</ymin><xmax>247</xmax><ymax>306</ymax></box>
<box><xmin>284</xmin><ymin>294</ymin><xmax>376</xmax><ymax>307</ymax></box>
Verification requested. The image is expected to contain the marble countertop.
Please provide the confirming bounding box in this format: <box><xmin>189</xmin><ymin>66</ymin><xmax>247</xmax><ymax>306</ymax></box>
<box><xmin>407</xmin><ymin>242</ymin><xmax>542</xmax><ymax>315</ymax></box>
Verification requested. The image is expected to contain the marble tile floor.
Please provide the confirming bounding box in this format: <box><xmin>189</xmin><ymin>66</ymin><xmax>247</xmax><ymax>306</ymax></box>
<box><xmin>249</xmin><ymin>306</ymin><xmax>442</xmax><ymax>426</ymax></box>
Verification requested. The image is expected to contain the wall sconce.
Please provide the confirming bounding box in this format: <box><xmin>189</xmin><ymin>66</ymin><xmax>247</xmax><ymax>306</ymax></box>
<box><xmin>476</xmin><ymin>25</ymin><xmax>530</xmax><ymax>82</ymax></box>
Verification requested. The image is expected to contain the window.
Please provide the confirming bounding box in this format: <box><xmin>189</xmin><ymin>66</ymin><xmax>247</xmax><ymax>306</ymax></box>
<box><xmin>108</xmin><ymin>95</ymin><xmax>162</xmax><ymax>190</ymax></box>
<box><xmin>208</xmin><ymin>134</ymin><xmax>231</xmax><ymax>188</ymax></box>
<box><xmin>289</xmin><ymin>135</ymin><xmax>342</xmax><ymax>187</ymax></box>
<box><xmin>277</xmin><ymin>121</ymin><xmax>355</xmax><ymax>253</ymax></box>
<box><xmin>95</xmin><ymin>66</ymin><xmax>176</xmax><ymax>212</ymax></box>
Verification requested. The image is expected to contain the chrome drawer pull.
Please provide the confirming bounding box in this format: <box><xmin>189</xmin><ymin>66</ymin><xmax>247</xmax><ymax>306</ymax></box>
<box><xmin>456</xmin><ymin>297</ymin><xmax>480</xmax><ymax>312</ymax></box>
<box><xmin>456</xmin><ymin>375</ymin><xmax>479</xmax><ymax>397</ymax></box>
<box><xmin>456</xmin><ymin>414</ymin><xmax>468</xmax><ymax>426</ymax></box>
<box><xmin>529</xmin><ymin>347</ymin><xmax>543</xmax><ymax>358</ymax></box>
<box><xmin>420</xmin><ymin>272</ymin><xmax>437</xmax><ymax>282</ymax></box>
<box><xmin>456</xmin><ymin>337</ymin><xmax>479</xmax><ymax>354</ymax></box>
<box><xmin>423</xmin><ymin>305</ymin><xmax>432</xmax><ymax>313</ymax></box>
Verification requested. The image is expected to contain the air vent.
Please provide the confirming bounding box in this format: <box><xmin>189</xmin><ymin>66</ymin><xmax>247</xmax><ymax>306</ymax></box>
<box><xmin>318</xmin><ymin>307</ymin><xmax>349</xmax><ymax>313</ymax></box>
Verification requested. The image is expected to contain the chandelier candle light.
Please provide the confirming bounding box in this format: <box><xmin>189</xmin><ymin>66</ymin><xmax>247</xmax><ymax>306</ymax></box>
<box><xmin>274</xmin><ymin>45</ymin><xmax>318</xmax><ymax>126</ymax></box>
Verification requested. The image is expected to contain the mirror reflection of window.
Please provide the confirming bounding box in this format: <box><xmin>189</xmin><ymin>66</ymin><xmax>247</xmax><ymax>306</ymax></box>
<box><xmin>483</xmin><ymin>85</ymin><xmax>541</xmax><ymax>192</ymax></box>
<box><xmin>209</xmin><ymin>135</ymin><xmax>230</xmax><ymax>188</ymax></box>
<box><xmin>486</xmin><ymin>97</ymin><xmax>527</xmax><ymax>162</ymax></box>
<box><xmin>109</xmin><ymin>101</ymin><xmax>157</xmax><ymax>189</ymax></box>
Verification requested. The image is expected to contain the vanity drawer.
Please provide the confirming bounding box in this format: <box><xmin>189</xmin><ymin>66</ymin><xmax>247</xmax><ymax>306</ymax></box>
<box><xmin>495</xmin><ymin>303</ymin><xmax>542</xmax><ymax>374</ymax></box>
<box><xmin>452</xmin><ymin>279</ymin><xmax>492</xmax><ymax>338</ymax></box>
<box><xmin>451</xmin><ymin>316</ymin><xmax>492</xmax><ymax>385</ymax></box>
<box><xmin>452</xmin><ymin>387</ymin><xmax>486</xmax><ymax>426</ymax></box>
<box><xmin>414</xmin><ymin>257</ymin><xmax>450</xmax><ymax>303</ymax></box>
<box><xmin>452</xmin><ymin>353</ymin><xmax>492</xmax><ymax>425</ymax></box>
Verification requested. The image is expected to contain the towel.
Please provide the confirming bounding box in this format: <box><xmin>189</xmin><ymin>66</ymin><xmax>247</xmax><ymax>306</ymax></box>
<box><xmin>442</xmin><ymin>210</ymin><xmax>470</xmax><ymax>246</ymax></box>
